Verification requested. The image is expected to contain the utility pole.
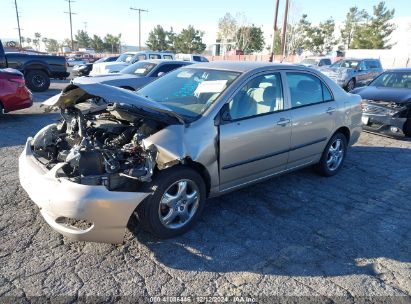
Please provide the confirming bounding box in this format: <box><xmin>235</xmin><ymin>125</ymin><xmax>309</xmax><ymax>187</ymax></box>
<box><xmin>64</xmin><ymin>0</ymin><xmax>77</xmax><ymax>51</ymax></box>
<box><xmin>83</xmin><ymin>22</ymin><xmax>88</xmax><ymax>33</ymax></box>
<box><xmin>280</xmin><ymin>0</ymin><xmax>289</xmax><ymax>60</ymax></box>
<box><xmin>14</xmin><ymin>0</ymin><xmax>22</xmax><ymax>48</ymax></box>
<box><xmin>269</xmin><ymin>0</ymin><xmax>280</xmax><ymax>62</ymax></box>
<box><xmin>130</xmin><ymin>7</ymin><xmax>148</xmax><ymax>51</ymax></box>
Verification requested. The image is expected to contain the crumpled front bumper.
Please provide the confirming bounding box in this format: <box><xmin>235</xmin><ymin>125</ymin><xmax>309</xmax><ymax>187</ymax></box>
<box><xmin>362</xmin><ymin>113</ymin><xmax>406</xmax><ymax>135</ymax></box>
<box><xmin>19</xmin><ymin>138</ymin><xmax>149</xmax><ymax>244</ymax></box>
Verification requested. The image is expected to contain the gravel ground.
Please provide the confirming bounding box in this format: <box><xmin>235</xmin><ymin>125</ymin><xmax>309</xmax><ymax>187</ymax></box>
<box><xmin>1</xmin><ymin>81</ymin><xmax>411</xmax><ymax>303</ymax></box>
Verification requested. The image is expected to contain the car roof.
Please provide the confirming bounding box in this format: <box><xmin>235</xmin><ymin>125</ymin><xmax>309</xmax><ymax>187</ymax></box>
<box><xmin>136</xmin><ymin>59</ymin><xmax>191</xmax><ymax>65</ymax></box>
<box><xmin>385</xmin><ymin>68</ymin><xmax>411</xmax><ymax>72</ymax></box>
<box><xmin>186</xmin><ymin>61</ymin><xmax>312</xmax><ymax>73</ymax></box>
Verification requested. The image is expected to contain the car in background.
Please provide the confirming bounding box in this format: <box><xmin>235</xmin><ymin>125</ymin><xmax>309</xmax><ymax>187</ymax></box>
<box><xmin>72</xmin><ymin>56</ymin><xmax>119</xmax><ymax>77</ymax></box>
<box><xmin>320</xmin><ymin>58</ymin><xmax>383</xmax><ymax>91</ymax></box>
<box><xmin>20</xmin><ymin>62</ymin><xmax>362</xmax><ymax>243</ymax></box>
<box><xmin>0</xmin><ymin>68</ymin><xmax>32</xmax><ymax>113</ymax></box>
<box><xmin>300</xmin><ymin>57</ymin><xmax>331</xmax><ymax>68</ymax></box>
<box><xmin>66</xmin><ymin>57</ymin><xmax>87</xmax><ymax>67</ymax></box>
<box><xmin>90</xmin><ymin>51</ymin><xmax>175</xmax><ymax>76</ymax></box>
<box><xmin>74</xmin><ymin>60</ymin><xmax>192</xmax><ymax>91</ymax></box>
<box><xmin>176</xmin><ymin>53</ymin><xmax>209</xmax><ymax>62</ymax></box>
<box><xmin>0</xmin><ymin>40</ymin><xmax>69</xmax><ymax>92</ymax></box>
<box><xmin>351</xmin><ymin>68</ymin><xmax>411</xmax><ymax>137</ymax></box>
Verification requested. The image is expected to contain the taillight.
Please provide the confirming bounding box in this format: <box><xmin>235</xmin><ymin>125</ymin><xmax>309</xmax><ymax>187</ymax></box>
<box><xmin>8</xmin><ymin>77</ymin><xmax>25</xmax><ymax>88</ymax></box>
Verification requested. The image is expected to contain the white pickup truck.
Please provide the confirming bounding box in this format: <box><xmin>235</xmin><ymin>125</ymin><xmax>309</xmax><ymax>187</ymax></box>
<box><xmin>90</xmin><ymin>51</ymin><xmax>175</xmax><ymax>75</ymax></box>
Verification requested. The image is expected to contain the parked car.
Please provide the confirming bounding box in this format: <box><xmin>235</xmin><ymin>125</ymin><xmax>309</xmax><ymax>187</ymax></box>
<box><xmin>90</xmin><ymin>51</ymin><xmax>175</xmax><ymax>76</ymax></box>
<box><xmin>176</xmin><ymin>53</ymin><xmax>209</xmax><ymax>62</ymax></box>
<box><xmin>72</xmin><ymin>56</ymin><xmax>119</xmax><ymax>77</ymax></box>
<box><xmin>351</xmin><ymin>68</ymin><xmax>411</xmax><ymax>137</ymax></box>
<box><xmin>300</xmin><ymin>57</ymin><xmax>332</xmax><ymax>68</ymax></box>
<box><xmin>66</xmin><ymin>57</ymin><xmax>86</xmax><ymax>67</ymax></box>
<box><xmin>0</xmin><ymin>68</ymin><xmax>32</xmax><ymax>113</ymax></box>
<box><xmin>320</xmin><ymin>58</ymin><xmax>383</xmax><ymax>91</ymax></box>
<box><xmin>0</xmin><ymin>40</ymin><xmax>69</xmax><ymax>92</ymax></box>
<box><xmin>74</xmin><ymin>60</ymin><xmax>192</xmax><ymax>91</ymax></box>
<box><xmin>19</xmin><ymin>62</ymin><xmax>362</xmax><ymax>243</ymax></box>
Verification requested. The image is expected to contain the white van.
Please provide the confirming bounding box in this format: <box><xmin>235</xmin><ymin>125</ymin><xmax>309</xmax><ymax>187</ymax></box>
<box><xmin>175</xmin><ymin>53</ymin><xmax>209</xmax><ymax>62</ymax></box>
<box><xmin>90</xmin><ymin>51</ymin><xmax>175</xmax><ymax>75</ymax></box>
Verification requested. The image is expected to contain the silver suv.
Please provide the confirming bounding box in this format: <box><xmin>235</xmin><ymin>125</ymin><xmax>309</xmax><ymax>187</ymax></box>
<box><xmin>19</xmin><ymin>62</ymin><xmax>362</xmax><ymax>243</ymax></box>
<box><xmin>320</xmin><ymin>58</ymin><xmax>383</xmax><ymax>91</ymax></box>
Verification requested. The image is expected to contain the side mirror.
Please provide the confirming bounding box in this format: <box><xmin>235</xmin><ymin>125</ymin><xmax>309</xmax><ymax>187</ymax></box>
<box><xmin>157</xmin><ymin>72</ymin><xmax>165</xmax><ymax>77</ymax></box>
<box><xmin>214</xmin><ymin>103</ymin><xmax>232</xmax><ymax>126</ymax></box>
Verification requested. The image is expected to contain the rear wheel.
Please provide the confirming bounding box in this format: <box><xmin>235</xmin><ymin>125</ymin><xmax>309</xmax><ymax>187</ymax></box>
<box><xmin>134</xmin><ymin>166</ymin><xmax>206</xmax><ymax>238</ymax></box>
<box><xmin>25</xmin><ymin>70</ymin><xmax>50</xmax><ymax>92</ymax></box>
<box><xmin>315</xmin><ymin>133</ymin><xmax>347</xmax><ymax>177</ymax></box>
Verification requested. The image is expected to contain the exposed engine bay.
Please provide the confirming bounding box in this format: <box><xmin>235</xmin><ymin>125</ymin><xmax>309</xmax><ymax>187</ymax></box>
<box><xmin>32</xmin><ymin>101</ymin><xmax>167</xmax><ymax>191</ymax></box>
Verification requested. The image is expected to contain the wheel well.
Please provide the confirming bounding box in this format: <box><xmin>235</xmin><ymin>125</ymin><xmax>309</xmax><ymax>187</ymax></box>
<box><xmin>334</xmin><ymin>126</ymin><xmax>350</xmax><ymax>143</ymax></box>
<box><xmin>184</xmin><ymin>159</ymin><xmax>211</xmax><ymax>197</ymax></box>
<box><xmin>25</xmin><ymin>67</ymin><xmax>50</xmax><ymax>76</ymax></box>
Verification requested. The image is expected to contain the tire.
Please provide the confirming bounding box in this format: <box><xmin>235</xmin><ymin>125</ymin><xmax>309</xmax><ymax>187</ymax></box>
<box><xmin>25</xmin><ymin>70</ymin><xmax>50</xmax><ymax>92</ymax></box>
<box><xmin>345</xmin><ymin>78</ymin><xmax>355</xmax><ymax>92</ymax></box>
<box><xmin>315</xmin><ymin>133</ymin><xmax>348</xmax><ymax>177</ymax></box>
<box><xmin>135</xmin><ymin>166</ymin><xmax>206</xmax><ymax>238</ymax></box>
<box><xmin>404</xmin><ymin>118</ymin><xmax>411</xmax><ymax>137</ymax></box>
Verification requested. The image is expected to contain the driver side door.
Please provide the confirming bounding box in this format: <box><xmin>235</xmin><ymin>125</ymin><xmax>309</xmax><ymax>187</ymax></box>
<box><xmin>218</xmin><ymin>72</ymin><xmax>292</xmax><ymax>191</ymax></box>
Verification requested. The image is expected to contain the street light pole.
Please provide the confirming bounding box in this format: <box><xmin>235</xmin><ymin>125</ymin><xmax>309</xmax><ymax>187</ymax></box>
<box><xmin>269</xmin><ymin>0</ymin><xmax>280</xmax><ymax>62</ymax></box>
<box><xmin>130</xmin><ymin>7</ymin><xmax>148</xmax><ymax>51</ymax></box>
<box><xmin>14</xmin><ymin>0</ymin><xmax>22</xmax><ymax>48</ymax></box>
<box><xmin>64</xmin><ymin>0</ymin><xmax>77</xmax><ymax>51</ymax></box>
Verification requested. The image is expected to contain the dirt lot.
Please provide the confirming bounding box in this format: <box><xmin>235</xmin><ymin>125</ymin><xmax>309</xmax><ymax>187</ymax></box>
<box><xmin>1</xmin><ymin>81</ymin><xmax>411</xmax><ymax>302</ymax></box>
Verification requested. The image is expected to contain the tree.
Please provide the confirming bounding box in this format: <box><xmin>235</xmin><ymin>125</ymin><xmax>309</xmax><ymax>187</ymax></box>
<box><xmin>41</xmin><ymin>37</ymin><xmax>48</xmax><ymax>51</ymax></box>
<box><xmin>340</xmin><ymin>7</ymin><xmax>369</xmax><ymax>49</ymax></box>
<box><xmin>104</xmin><ymin>34</ymin><xmax>121</xmax><ymax>53</ymax></box>
<box><xmin>287</xmin><ymin>14</ymin><xmax>313</xmax><ymax>54</ymax></box>
<box><xmin>175</xmin><ymin>25</ymin><xmax>206</xmax><ymax>53</ymax></box>
<box><xmin>75</xmin><ymin>30</ymin><xmax>91</xmax><ymax>48</ymax></box>
<box><xmin>26</xmin><ymin>37</ymin><xmax>32</xmax><ymax>47</ymax></box>
<box><xmin>90</xmin><ymin>35</ymin><xmax>105</xmax><ymax>52</ymax></box>
<box><xmin>33</xmin><ymin>32</ymin><xmax>41</xmax><ymax>50</ymax></box>
<box><xmin>217</xmin><ymin>13</ymin><xmax>237</xmax><ymax>46</ymax></box>
<box><xmin>235</xmin><ymin>25</ymin><xmax>265</xmax><ymax>54</ymax></box>
<box><xmin>146</xmin><ymin>25</ymin><xmax>169</xmax><ymax>51</ymax></box>
<box><xmin>45</xmin><ymin>39</ymin><xmax>59</xmax><ymax>53</ymax></box>
<box><xmin>351</xmin><ymin>1</ymin><xmax>396</xmax><ymax>49</ymax></box>
<box><xmin>166</xmin><ymin>27</ymin><xmax>177</xmax><ymax>52</ymax></box>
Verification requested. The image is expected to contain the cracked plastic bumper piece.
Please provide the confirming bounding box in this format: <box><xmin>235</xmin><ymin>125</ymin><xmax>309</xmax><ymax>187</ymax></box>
<box><xmin>18</xmin><ymin>138</ymin><xmax>149</xmax><ymax>244</ymax></box>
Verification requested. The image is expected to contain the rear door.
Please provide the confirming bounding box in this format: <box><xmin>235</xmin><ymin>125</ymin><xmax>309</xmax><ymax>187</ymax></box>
<box><xmin>285</xmin><ymin>71</ymin><xmax>337</xmax><ymax>168</ymax></box>
<box><xmin>219</xmin><ymin>72</ymin><xmax>292</xmax><ymax>190</ymax></box>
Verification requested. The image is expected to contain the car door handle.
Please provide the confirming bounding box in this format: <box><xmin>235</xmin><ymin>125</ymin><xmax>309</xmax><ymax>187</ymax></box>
<box><xmin>276</xmin><ymin>118</ymin><xmax>290</xmax><ymax>126</ymax></box>
<box><xmin>326</xmin><ymin>107</ymin><xmax>336</xmax><ymax>114</ymax></box>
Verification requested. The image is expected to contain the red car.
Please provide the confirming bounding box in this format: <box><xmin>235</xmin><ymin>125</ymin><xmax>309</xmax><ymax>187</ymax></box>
<box><xmin>0</xmin><ymin>68</ymin><xmax>33</xmax><ymax>113</ymax></box>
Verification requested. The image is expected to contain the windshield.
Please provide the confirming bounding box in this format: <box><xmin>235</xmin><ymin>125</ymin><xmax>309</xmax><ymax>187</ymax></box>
<box><xmin>369</xmin><ymin>71</ymin><xmax>411</xmax><ymax>89</ymax></box>
<box><xmin>120</xmin><ymin>61</ymin><xmax>157</xmax><ymax>76</ymax></box>
<box><xmin>137</xmin><ymin>68</ymin><xmax>240</xmax><ymax>119</ymax></box>
<box><xmin>116</xmin><ymin>53</ymin><xmax>135</xmax><ymax>62</ymax></box>
<box><xmin>331</xmin><ymin>60</ymin><xmax>359</xmax><ymax>69</ymax></box>
<box><xmin>301</xmin><ymin>59</ymin><xmax>318</xmax><ymax>65</ymax></box>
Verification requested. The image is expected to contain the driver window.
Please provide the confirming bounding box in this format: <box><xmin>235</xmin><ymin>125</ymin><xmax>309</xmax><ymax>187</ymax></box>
<box><xmin>228</xmin><ymin>73</ymin><xmax>283</xmax><ymax>120</ymax></box>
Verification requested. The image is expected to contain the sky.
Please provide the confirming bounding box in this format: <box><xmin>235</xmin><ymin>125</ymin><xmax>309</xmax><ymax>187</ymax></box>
<box><xmin>0</xmin><ymin>0</ymin><xmax>410</xmax><ymax>49</ymax></box>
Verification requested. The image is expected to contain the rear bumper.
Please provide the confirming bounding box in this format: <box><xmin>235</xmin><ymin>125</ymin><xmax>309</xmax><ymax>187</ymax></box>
<box><xmin>19</xmin><ymin>138</ymin><xmax>149</xmax><ymax>243</ymax></box>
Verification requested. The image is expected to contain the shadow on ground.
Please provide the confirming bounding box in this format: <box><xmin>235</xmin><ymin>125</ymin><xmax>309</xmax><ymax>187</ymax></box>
<box><xmin>129</xmin><ymin>145</ymin><xmax>411</xmax><ymax>277</ymax></box>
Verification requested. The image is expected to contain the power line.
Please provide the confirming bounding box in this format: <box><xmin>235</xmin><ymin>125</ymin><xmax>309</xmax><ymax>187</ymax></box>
<box><xmin>14</xmin><ymin>0</ymin><xmax>22</xmax><ymax>47</ymax></box>
<box><xmin>130</xmin><ymin>7</ymin><xmax>148</xmax><ymax>51</ymax></box>
<box><xmin>64</xmin><ymin>0</ymin><xmax>77</xmax><ymax>50</ymax></box>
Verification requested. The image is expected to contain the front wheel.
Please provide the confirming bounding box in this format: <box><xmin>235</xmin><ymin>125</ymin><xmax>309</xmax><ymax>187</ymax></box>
<box><xmin>315</xmin><ymin>133</ymin><xmax>347</xmax><ymax>177</ymax></box>
<box><xmin>135</xmin><ymin>166</ymin><xmax>206</xmax><ymax>238</ymax></box>
<box><xmin>345</xmin><ymin>79</ymin><xmax>355</xmax><ymax>91</ymax></box>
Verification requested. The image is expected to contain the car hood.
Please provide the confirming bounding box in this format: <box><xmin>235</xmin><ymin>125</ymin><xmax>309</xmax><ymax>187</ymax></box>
<box><xmin>351</xmin><ymin>86</ymin><xmax>411</xmax><ymax>104</ymax></box>
<box><xmin>320</xmin><ymin>66</ymin><xmax>353</xmax><ymax>76</ymax></box>
<box><xmin>73</xmin><ymin>73</ymin><xmax>141</xmax><ymax>84</ymax></box>
<box><xmin>42</xmin><ymin>83</ymin><xmax>184</xmax><ymax>124</ymax></box>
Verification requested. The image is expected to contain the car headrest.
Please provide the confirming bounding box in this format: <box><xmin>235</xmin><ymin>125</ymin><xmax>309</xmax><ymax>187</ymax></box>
<box><xmin>297</xmin><ymin>80</ymin><xmax>319</xmax><ymax>91</ymax></box>
<box><xmin>263</xmin><ymin>86</ymin><xmax>278</xmax><ymax>101</ymax></box>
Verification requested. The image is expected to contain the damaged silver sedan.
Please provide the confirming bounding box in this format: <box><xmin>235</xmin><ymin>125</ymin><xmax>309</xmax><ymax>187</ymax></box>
<box><xmin>19</xmin><ymin>62</ymin><xmax>363</xmax><ymax>243</ymax></box>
